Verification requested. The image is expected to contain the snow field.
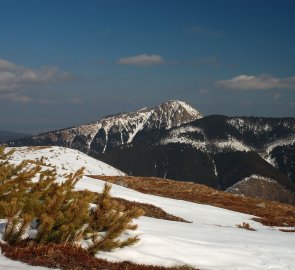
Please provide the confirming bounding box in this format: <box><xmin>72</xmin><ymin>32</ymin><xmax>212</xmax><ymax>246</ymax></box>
<box><xmin>77</xmin><ymin>176</ymin><xmax>295</xmax><ymax>270</ymax></box>
<box><xmin>1</xmin><ymin>146</ymin><xmax>295</xmax><ymax>270</ymax></box>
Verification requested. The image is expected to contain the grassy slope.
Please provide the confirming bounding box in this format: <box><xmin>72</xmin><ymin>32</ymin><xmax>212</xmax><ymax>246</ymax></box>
<box><xmin>92</xmin><ymin>175</ymin><xmax>295</xmax><ymax>227</ymax></box>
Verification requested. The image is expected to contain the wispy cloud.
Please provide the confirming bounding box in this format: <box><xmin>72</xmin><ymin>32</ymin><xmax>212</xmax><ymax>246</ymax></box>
<box><xmin>0</xmin><ymin>93</ymin><xmax>32</xmax><ymax>103</ymax></box>
<box><xmin>36</xmin><ymin>99</ymin><xmax>59</xmax><ymax>105</ymax></box>
<box><xmin>216</xmin><ymin>74</ymin><xmax>295</xmax><ymax>90</ymax></box>
<box><xmin>69</xmin><ymin>97</ymin><xmax>82</xmax><ymax>104</ymax></box>
<box><xmin>118</xmin><ymin>54</ymin><xmax>165</xmax><ymax>67</ymax></box>
<box><xmin>189</xmin><ymin>25</ymin><xmax>223</xmax><ymax>37</ymax></box>
<box><xmin>272</xmin><ymin>92</ymin><xmax>282</xmax><ymax>101</ymax></box>
<box><xmin>0</xmin><ymin>58</ymin><xmax>73</xmax><ymax>102</ymax></box>
<box><xmin>199</xmin><ymin>88</ymin><xmax>210</xmax><ymax>95</ymax></box>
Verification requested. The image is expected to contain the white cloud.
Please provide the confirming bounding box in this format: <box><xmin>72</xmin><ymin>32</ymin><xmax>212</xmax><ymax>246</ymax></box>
<box><xmin>216</xmin><ymin>74</ymin><xmax>295</xmax><ymax>90</ymax></box>
<box><xmin>118</xmin><ymin>54</ymin><xmax>165</xmax><ymax>67</ymax></box>
<box><xmin>0</xmin><ymin>58</ymin><xmax>73</xmax><ymax>102</ymax></box>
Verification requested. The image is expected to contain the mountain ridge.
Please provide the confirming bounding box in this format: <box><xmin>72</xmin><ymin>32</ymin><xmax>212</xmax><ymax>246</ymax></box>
<box><xmin>7</xmin><ymin>100</ymin><xmax>203</xmax><ymax>153</ymax></box>
<box><xmin>6</xmin><ymin>100</ymin><xmax>295</xmax><ymax>203</ymax></box>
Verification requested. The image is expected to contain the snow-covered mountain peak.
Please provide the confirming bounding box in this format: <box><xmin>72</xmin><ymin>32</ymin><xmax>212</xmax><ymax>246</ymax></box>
<box><xmin>144</xmin><ymin>100</ymin><xmax>203</xmax><ymax>130</ymax></box>
<box><xmin>156</xmin><ymin>100</ymin><xmax>203</xmax><ymax>119</ymax></box>
<box><xmin>8</xmin><ymin>100</ymin><xmax>203</xmax><ymax>154</ymax></box>
<box><xmin>99</xmin><ymin>100</ymin><xmax>202</xmax><ymax>125</ymax></box>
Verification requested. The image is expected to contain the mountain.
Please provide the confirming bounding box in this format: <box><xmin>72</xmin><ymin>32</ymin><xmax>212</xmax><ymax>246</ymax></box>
<box><xmin>7</xmin><ymin>101</ymin><xmax>295</xmax><ymax>203</ymax></box>
<box><xmin>96</xmin><ymin>115</ymin><xmax>295</xmax><ymax>203</ymax></box>
<box><xmin>0</xmin><ymin>131</ymin><xmax>31</xmax><ymax>143</ymax></box>
<box><xmin>7</xmin><ymin>100</ymin><xmax>202</xmax><ymax>154</ymax></box>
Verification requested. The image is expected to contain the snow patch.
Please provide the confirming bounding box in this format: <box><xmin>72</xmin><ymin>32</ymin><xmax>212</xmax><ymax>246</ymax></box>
<box><xmin>169</xmin><ymin>125</ymin><xmax>203</xmax><ymax>137</ymax></box>
<box><xmin>227</xmin><ymin>118</ymin><xmax>273</xmax><ymax>134</ymax></box>
<box><xmin>127</xmin><ymin>111</ymin><xmax>153</xmax><ymax>143</ymax></box>
<box><xmin>8</xmin><ymin>146</ymin><xmax>124</xmax><ymax>176</ymax></box>
<box><xmin>262</xmin><ymin>136</ymin><xmax>295</xmax><ymax>157</ymax></box>
<box><xmin>259</xmin><ymin>136</ymin><xmax>295</xmax><ymax>166</ymax></box>
<box><xmin>161</xmin><ymin>137</ymin><xmax>251</xmax><ymax>153</ymax></box>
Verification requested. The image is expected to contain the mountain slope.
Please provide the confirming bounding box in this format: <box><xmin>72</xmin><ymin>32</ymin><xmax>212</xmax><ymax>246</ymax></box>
<box><xmin>97</xmin><ymin>115</ymin><xmax>295</xmax><ymax>203</ymax></box>
<box><xmin>269</xmin><ymin>143</ymin><xmax>295</xmax><ymax>181</ymax></box>
<box><xmin>97</xmin><ymin>134</ymin><xmax>295</xmax><ymax>203</ymax></box>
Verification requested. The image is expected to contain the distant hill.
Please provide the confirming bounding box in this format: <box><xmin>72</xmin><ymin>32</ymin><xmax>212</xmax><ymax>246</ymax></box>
<box><xmin>0</xmin><ymin>131</ymin><xmax>31</xmax><ymax>144</ymax></box>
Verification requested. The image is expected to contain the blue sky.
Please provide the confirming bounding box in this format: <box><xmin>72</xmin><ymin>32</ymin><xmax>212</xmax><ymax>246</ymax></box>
<box><xmin>1</xmin><ymin>0</ymin><xmax>295</xmax><ymax>133</ymax></box>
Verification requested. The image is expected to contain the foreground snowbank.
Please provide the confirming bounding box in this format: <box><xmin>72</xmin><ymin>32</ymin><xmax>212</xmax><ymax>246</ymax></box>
<box><xmin>8</xmin><ymin>146</ymin><xmax>124</xmax><ymax>176</ymax></box>
<box><xmin>2</xmin><ymin>146</ymin><xmax>295</xmax><ymax>270</ymax></box>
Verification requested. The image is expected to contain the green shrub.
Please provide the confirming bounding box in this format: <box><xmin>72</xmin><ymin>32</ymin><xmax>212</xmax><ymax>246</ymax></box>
<box><xmin>0</xmin><ymin>146</ymin><xmax>143</xmax><ymax>253</ymax></box>
<box><xmin>88</xmin><ymin>183</ymin><xmax>144</xmax><ymax>253</ymax></box>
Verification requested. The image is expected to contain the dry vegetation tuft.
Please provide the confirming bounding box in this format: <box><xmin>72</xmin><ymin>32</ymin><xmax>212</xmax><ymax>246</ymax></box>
<box><xmin>0</xmin><ymin>243</ymin><xmax>197</xmax><ymax>270</ymax></box>
<box><xmin>279</xmin><ymin>228</ymin><xmax>295</xmax><ymax>232</ymax></box>
<box><xmin>236</xmin><ymin>222</ymin><xmax>256</xmax><ymax>231</ymax></box>
<box><xmin>90</xmin><ymin>175</ymin><xmax>295</xmax><ymax>227</ymax></box>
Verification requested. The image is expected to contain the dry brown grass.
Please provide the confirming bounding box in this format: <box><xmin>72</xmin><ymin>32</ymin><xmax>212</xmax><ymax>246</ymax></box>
<box><xmin>114</xmin><ymin>197</ymin><xmax>190</xmax><ymax>223</ymax></box>
<box><xmin>0</xmin><ymin>243</ymin><xmax>197</xmax><ymax>270</ymax></box>
<box><xmin>279</xmin><ymin>228</ymin><xmax>295</xmax><ymax>232</ymax></box>
<box><xmin>26</xmin><ymin>146</ymin><xmax>51</xmax><ymax>151</ymax></box>
<box><xmin>89</xmin><ymin>175</ymin><xmax>295</xmax><ymax>227</ymax></box>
